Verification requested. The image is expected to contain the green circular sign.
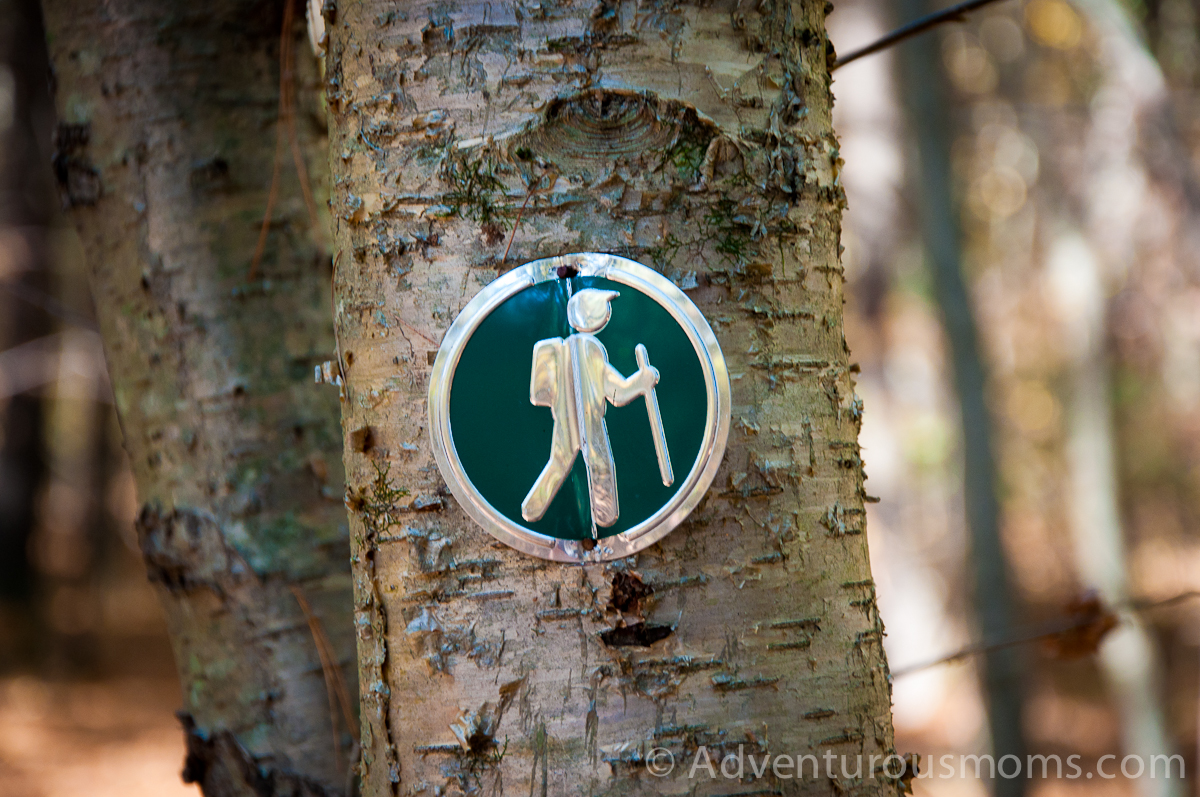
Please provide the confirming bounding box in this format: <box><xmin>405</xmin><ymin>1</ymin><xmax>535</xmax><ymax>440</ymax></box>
<box><xmin>428</xmin><ymin>254</ymin><xmax>730</xmax><ymax>562</ymax></box>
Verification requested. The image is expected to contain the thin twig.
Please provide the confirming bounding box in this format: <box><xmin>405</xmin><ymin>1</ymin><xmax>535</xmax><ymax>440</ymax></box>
<box><xmin>398</xmin><ymin>318</ymin><xmax>439</xmax><ymax>347</ymax></box>
<box><xmin>502</xmin><ymin>189</ymin><xmax>534</xmax><ymax>264</ymax></box>
<box><xmin>345</xmin><ymin>740</ymin><xmax>361</xmax><ymax>797</ymax></box>
<box><xmin>290</xmin><ymin>585</ymin><xmax>358</xmax><ymax>754</ymax></box>
<box><xmin>285</xmin><ymin>68</ymin><xmax>322</xmax><ymax>244</ymax></box>
<box><xmin>1132</xmin><ymin>590</ymin><xmax>1200</xmax><ymax>612</ymax></box>
<box><xmin>249</xmin><ymin>0</ymin><xmax>297</xmax><ymax>280</ymax></box>
<box><xmin>0</xmin><ymin>281</ymin><xmax>100</xmax><ymax>332</ymax></box>
<box><xmin>892</xmin><ymin>590</ymin><xmax>1200</xmax><ymax>680</ymax></box>
<box><xmin>891</xmin><ymin>619</ymin><xmax>1081</xmax><ymax>679</ymax></box>
<box><xmin>832</xmin><ymin>0</ymin><xmax>1012</xmax><ymax>71</ymax></box>
<box><xmin>290</xmin><ymin>584</ymin><xmax>343</xmax><ymax>769</ymax></box>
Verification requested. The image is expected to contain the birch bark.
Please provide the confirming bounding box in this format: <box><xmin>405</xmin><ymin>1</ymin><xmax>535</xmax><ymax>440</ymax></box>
<box><xmin>42</xmin><ymin>2</ymin><xmax>356</xmax><ymax>794</ymax></box>
<box><xmin>326</xmin><ymin>0</ymin><xmax>895</xmax><ymax>794</ymax></box>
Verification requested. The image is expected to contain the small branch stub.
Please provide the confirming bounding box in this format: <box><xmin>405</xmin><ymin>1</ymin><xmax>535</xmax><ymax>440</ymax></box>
<box><xmin>314</xmin><ymin>360</ymin><xmax>343</xmax><ymax>388</ymax></box>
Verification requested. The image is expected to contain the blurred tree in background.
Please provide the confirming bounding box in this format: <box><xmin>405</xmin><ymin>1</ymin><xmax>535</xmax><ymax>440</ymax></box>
<box><xmin>0</xmin><ymin>0</ymin><xmax>54</xmax><ymax>662</ymax></box>
<box><xmin>833</xmin><ymin>0</ymin><xmax>1200</xmax><ymax>795</ymax></box>
<box><xmin>2</xmin><ymin>0</ymin><xmax>1200</xmax><ymax>796</ymax></box>
<box><xmin>2</xmin><ymin>0</ymin><xmax>359</xmax><ymax>794</ymax></box>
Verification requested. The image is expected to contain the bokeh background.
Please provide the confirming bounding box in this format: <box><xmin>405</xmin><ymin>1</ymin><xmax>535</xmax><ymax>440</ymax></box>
<box><xmin>834</xmin><ymin>1</ymin><xmax>1200</xmax><ymax>796</ymax></box>
<box><xmin>0</xmin><ymin>2</ymin><xmax>193</xmax><ymax>794</ymax></box>
<box><xmin>1</xmin><ymin>0</ymin><xmax>1199</xmax><ymax>795</ymax></box>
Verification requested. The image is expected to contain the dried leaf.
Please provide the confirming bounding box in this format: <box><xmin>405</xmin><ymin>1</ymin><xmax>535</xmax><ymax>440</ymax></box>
<box><xmin>1042</xmin><ymin>591</ymin><xmax>1118</xmax><ymax>660</ymax></box>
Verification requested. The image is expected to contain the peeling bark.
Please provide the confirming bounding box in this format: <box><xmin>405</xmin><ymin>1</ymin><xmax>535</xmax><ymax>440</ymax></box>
<box><xmin>42</xmin><ymin>1</ymin><xmax>356</xmax><ymax>794</ymax></box>
<box><xmin>327</xmin><ymin>0</ymin><xmax>894</xmax><ymax>795</ymax></box>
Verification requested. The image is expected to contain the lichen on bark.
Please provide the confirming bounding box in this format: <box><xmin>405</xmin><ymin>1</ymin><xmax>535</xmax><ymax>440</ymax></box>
<box><xmin>326</xmin><ymin>0</ymin><xmax>895</xmax><ymax>794</ymax></box>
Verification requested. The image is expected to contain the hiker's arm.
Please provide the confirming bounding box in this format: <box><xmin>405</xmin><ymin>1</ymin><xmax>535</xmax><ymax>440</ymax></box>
<box><xmin>604</xmin><ymin>362</ymin><xmax>658</xmax><ymax>406</ymax></box>
<box><xmin>530</xmin><ymin>340</ymin><xmax>561</xmax><ymax>407</ymax></box>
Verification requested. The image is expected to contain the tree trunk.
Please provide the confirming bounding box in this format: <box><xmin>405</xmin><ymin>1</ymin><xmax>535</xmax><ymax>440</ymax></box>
<box><xmin>0</xmin><ymin>0</ymin><xmax>55</xmax><ymax>661</ymax></box>
<box><xmin>41</xmin><ymin>1</ymin><xmax>357</xmax><ymax>794</ymax></box>
<box><xmin>1051</xmin><ymin>4</ymin><xmax>1180</xmax><ymax>796</ymax></box>
<box><xmin>325</xmin><ymin>1</ymin><xmax>895</xmax><ymax>794</ymax></box>
<box><xmin>892</xmin><ymin>2</ymin><xmax>1029</xmax><ymax>792</ymax></box>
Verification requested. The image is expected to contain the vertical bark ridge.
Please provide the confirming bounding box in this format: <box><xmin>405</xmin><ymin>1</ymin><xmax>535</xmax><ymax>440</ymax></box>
<box><xmin>43</xmin><ymin>1</ymin><xmax>356</xmax><ymax>794</ymax></box>
<box><xmin>326</xmin><ymin>0</ymin><xmax>895</xmax><ymax>794</ymax></box>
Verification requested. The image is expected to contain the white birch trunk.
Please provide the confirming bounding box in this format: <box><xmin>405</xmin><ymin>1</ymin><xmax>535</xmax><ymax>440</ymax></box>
<box><xmin>326</xmin><ymin>1</ymin><xmax>896</xmax><ymax>794</ymax></box>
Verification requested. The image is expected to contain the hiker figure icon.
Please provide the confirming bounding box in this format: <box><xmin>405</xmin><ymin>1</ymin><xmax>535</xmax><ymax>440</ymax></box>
<box><xmin>521</xmin><ymin>288</ymin><xmax>674</xmax><ymax>535</ymax></box>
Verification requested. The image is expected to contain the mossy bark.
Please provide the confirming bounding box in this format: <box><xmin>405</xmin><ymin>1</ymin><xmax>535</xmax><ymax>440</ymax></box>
<box><xmin>42</xmin><ymin>1</ymin><xmax>356</xmax><ymax>794</ymax></box>
<box><xmin>326</xmin><ymin>0</ymin><xmax>895</xmax><ymax>795</ymax></box>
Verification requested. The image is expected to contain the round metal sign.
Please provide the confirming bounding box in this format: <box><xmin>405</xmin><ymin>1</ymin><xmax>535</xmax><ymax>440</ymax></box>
<box><xmin>428</xmin><ymin>253</ymin><xmax>731</xmax><ymax>562</ymax></box>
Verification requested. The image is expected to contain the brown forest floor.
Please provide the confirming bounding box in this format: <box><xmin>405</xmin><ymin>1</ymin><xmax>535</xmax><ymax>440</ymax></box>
<box><xmin>0</xmin><ymin>567</ymin><xmax>194</xmax><ymax>796</ymax></box>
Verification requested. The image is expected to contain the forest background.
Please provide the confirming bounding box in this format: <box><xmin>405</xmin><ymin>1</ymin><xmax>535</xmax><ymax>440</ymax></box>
<box><xmin>1</xmin><ymin>0</ymin><xmax>1199</xmax><ymax>796</ymax></box>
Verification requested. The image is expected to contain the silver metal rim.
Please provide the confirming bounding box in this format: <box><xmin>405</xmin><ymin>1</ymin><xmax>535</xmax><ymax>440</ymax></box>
<box><xmin>427</xmin><ymin>253</ymin><xmax>731</xmax><ymax>563</ymax></box>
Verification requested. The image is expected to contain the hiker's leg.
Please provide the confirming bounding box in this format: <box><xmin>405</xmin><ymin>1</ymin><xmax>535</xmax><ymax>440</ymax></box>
<box><xmin>522</xmin><ymin>420</ymin><xmax>578</xmax><ymax>522</ymax></box>
<box><xmin>585</xmin><ymin>422</ymin><xmax>619</xmax><ymax>527</ymax></box>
